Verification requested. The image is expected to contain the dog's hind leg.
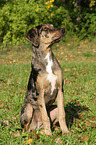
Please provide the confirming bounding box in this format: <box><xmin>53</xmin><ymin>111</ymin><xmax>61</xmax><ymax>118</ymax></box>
<box><xmin>29</xmin><ymin>109</ymin><xmax>43</xmax><ymax>131</ymax></box>
<box><xmin>20</xmin><ymin>103</ymin><xmax>33</xmax><ymax>132</ymax></box>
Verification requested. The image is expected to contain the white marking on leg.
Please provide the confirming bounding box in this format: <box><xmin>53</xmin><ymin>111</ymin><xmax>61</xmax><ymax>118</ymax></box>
<box><xmin>45</xmin><ymin>53</ymin><xmax>57</xmax><ymax>95</ymax></box>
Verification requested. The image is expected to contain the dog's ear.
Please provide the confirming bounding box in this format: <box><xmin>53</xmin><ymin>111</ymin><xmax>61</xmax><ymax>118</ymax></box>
<box><xmin>25</xmin><ymin>26</ymin><xmax>41</xmax><ymax>47</ymax></box>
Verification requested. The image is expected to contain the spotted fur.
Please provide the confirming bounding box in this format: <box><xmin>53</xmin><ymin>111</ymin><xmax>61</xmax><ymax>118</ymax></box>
<box><xmin>20</xmin><ymin>24</ymin><xmax>69</xmax><ymax>135</ymax></box>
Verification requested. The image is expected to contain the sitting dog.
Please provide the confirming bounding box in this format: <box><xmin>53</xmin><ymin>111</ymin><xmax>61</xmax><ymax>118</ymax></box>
<box><xmin>20</xmin><ymin>24</ymin><xmax>69</xmax><ymax>135</ymax></box>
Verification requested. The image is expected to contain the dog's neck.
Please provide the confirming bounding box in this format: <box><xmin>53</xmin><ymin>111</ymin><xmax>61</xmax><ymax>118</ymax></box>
<box><xmin>32</xmin><ymin>45</ymin><xmax>54</xmax><ymax>70</ymax></box>
<box><xmin>39</xmin><ymin>43</ymin><xmax>51</xmax><ymax>55</ymax></box>
<box><xmin>32</xmin><ymin>45</ymin><xmax>53</xmax><ymax>59</ymax></box>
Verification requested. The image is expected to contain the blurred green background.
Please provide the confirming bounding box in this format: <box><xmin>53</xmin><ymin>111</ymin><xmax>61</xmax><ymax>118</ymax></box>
<box><xmin>0</xmin><ymin>0</ymin><xmax>96</xmax><ymax>45</ymax></box>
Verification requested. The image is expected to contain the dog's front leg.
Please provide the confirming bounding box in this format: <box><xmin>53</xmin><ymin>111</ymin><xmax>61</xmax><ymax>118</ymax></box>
<box><xmin>57</xmin><ymin>89</ymin><xmax>69</xmax><ymax>133</ymax></box>
<box><xmin>37</xmin><ymin>90</ymin><xmax>52</xmax><ymax>136</ymax></box>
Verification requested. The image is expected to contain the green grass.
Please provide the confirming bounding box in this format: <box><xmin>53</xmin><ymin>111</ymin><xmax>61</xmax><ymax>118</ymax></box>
<box><xmin>0</xmin><ymin>38</ymin><xmax>96</xmax><ymax>145</ymax></box>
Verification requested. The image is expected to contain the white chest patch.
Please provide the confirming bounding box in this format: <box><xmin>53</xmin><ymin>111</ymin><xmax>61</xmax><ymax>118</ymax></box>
<box><xmin>45</xmin><ymin>52</ymin><xmax>57</xmax><ymax>95</ymax></box>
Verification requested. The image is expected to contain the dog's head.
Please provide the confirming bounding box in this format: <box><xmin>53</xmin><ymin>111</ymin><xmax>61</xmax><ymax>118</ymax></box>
<box><xmin>26</xmin><ymin>24</ymin><xmax>65</xmax><ymax>48</ymax></box>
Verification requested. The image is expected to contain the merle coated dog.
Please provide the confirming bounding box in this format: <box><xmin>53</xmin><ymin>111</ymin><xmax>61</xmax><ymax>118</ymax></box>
<box><xmin>20</xmin><ymin>24</ymin><xmax>69</xmax><ymax>135</ymax></box>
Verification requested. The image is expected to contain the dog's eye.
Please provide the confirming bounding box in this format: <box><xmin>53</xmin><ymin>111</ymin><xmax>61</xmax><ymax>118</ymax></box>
<box><xmin>43</xmin><ymin>27</ymin><xmax>48</xmax><ymax>30</ymax></box>
<box><xmin>43</xmin><ymin>28</ymin><xmax>52</xmax><ymax>32</ymax></box>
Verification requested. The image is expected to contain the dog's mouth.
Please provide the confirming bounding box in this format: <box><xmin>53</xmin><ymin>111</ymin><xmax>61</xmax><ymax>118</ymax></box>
<box><xmin>59</xmin><ymin>33</ymin><xmax>65</xmax><ymax>40</ymax></box>
<box><xmin>50</xmin><ymin>33</ymin><xmax>65</xmax><ymax>46</ymax></box>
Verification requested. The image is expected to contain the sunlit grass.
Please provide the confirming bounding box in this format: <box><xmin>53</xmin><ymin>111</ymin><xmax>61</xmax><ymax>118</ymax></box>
<box><xmin>0</xmin><ymin>38</ymin><xmax>96</xmax><ymax>144</ymax></box>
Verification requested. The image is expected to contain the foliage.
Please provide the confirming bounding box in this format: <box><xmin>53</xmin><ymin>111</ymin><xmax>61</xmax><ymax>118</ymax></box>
<box><xmin>0</xmin><ymin>0</ymin><xmax>96</xmax><ymax>45</ymax></box>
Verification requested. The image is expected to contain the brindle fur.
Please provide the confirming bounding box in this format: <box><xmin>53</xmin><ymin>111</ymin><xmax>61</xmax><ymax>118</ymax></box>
<box><xmin>20</xmin><ymin>24</ymin><xmax>69</xmax><ymax>135</ymax></box>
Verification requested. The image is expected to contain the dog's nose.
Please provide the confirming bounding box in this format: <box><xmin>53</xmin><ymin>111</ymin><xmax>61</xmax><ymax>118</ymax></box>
<box><xmin>60</xmin><ymin>28</ymin><xmax>65</xmax><ymax>33</ymax></box>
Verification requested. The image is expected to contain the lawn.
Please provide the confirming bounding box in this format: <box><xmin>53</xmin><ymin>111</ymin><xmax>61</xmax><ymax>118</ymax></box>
<box><xmin>0</xmin><ymin>38</ymin><xmax>96</xmax><ymax>145</ymax></box>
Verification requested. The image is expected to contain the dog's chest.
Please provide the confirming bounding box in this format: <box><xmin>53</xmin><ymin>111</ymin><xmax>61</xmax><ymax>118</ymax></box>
<box><xmin>45</xmin><ymin>52</ymin><xmax>57</xmax><ymax>95</ymax></box>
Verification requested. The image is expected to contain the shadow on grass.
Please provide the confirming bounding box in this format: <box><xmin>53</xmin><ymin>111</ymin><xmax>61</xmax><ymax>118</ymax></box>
<box><xmin>1</xmin><ymin>99</ymin><xmax>89</xmax><ymax>134</ymax></box>
<box><xmin>65</xmin><ymin>99</ymin><xmax>89</xmax><ymax>128</ymax></box>
<box><xmin>51</xmin><ymin>99</ymin><xmax>89</xmax><ymax>132</ymax></box>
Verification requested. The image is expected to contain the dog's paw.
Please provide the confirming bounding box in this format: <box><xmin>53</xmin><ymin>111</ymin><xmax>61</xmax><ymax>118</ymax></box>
<box><xmin>62</xmin><ymin>128</ymin><xmax>70</xmax><ymax>134</ymax></box>
<box><xmin>40</xmin><ymin>129</ymin><xmax>52</xmax><ymax>136</ymax></box>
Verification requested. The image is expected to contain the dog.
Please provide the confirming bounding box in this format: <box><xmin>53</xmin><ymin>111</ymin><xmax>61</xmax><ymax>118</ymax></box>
<box><xmin>20</xmin><ymin>24</ymin><xmax>69</xmax><ymax>135</ymax></box>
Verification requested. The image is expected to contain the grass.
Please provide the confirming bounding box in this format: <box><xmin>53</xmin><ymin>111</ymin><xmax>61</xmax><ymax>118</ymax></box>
<box><xmin>0</xmin><ymin>38</ymin><xmax>96</xmax><ymax>145</ymax></box>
